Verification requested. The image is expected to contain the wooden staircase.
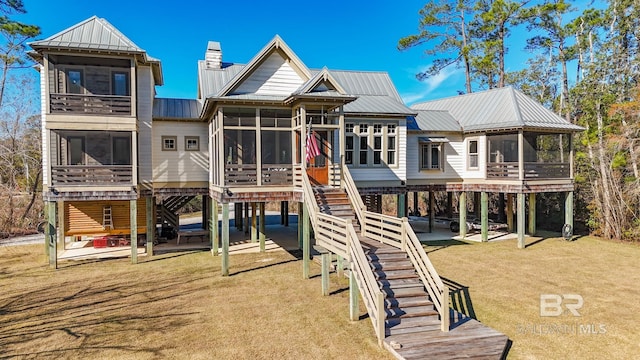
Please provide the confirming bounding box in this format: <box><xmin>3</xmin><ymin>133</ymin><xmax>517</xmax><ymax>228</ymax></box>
<box><xmin>156</xmin><ymin>196</ymin><xmax>195</xmax><ymax>229</ymax></box>
<box><xmin>310</xmin><ymin>184</ymin><xmax>508</xmax><ymax>359</ymax></box>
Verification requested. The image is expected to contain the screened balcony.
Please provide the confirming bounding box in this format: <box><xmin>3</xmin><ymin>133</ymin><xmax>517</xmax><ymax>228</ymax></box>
<box><xmin>486</xmin><ymin>132</ymin><xmax>571</xmax><ymax>179</ymax></box>
<box><xmin>50</xmin><ymin>131</ymin><xmax>133</xmax><ymax>186</ymax></box>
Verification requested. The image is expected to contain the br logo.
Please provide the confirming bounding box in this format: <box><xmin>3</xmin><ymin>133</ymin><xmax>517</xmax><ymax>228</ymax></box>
<box><xmin>540</xmin><ymin>294</ymin><xmax>583</xmax><ymax>317</ymax></box>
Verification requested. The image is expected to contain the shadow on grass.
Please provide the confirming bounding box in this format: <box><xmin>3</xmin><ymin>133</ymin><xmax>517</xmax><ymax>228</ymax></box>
<box><xmin>423</xmin><ymin>239</ymin><xmax>471</xmax><ymax>254</ymax></box>
<box><xmin>229</xmin><ymin>258</ymin><xmax>298</xmax><ymax>277</ymax></box>
<box><xmin>329</xmin><ymin>287</ymin><xmax>348</xmax><ymax>296</ymax></box>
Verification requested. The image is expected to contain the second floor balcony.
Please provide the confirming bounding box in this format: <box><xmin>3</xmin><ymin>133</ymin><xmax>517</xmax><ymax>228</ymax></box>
<box><xmin>50</xmin><ymin>93</ymin><xmax>131</xmax><ymax>115</ymax></box>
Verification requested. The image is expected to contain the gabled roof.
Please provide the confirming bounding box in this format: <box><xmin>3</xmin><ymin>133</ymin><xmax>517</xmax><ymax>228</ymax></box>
<box><xmin>410</xmin><ymin>110</ymin><xmax>461</xmax><ymax>132</ymax></box>
<box><xmin>30</xmin><ymin>16</ymin><xmax>144</xmax><ymax>53</ymax></box>
<box><xmin>293</xmin><ymin>67</ymin><xmax>346</xmax><ymax>95</ymax></box>
<box><xmin>217</xmin><ymin>35</ymin><xmax>311</xmax><ymax>97</ymax></box>
<box><xmin>153</xmin><ymin>98</ymin><xmax>202</xmax><ymax>120</ymax></box>
<box><xmin>411</xmin><ymin>87</ymin><xmax>584</xmax><ymax>133</ymax></box>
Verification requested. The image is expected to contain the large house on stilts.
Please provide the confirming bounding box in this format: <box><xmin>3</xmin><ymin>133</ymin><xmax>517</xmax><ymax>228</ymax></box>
<box><xmin>29</xmin><ymin>16</ymin><xmax>583</xmax><ymax>358</ymax></box>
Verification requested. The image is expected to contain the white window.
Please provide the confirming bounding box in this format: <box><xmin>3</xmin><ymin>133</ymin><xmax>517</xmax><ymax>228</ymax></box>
<box><xmin>373</xmin><ymin>135</ymin><xmax>382</xmax><ymax>165</ymax></box>
<box><xmin>468</xmin><ymin>139</ymin><xmax>479</xmax><ymax>169</ymax></box>
<box><xmin>345</xmin><ymin>123</ymin><xmax>354</xmax><ymax>165</ymax></box>
<box><xmin>185</xmin><ymin>136</ymin><xmax>200</xmax><ymax>151</ymax></box>
<box><xmin>387</xmin><ymin>124</ymin><xmax>396</xmax><ymax>165</ymax></box>
<box><xmin>420</xmin><ymin>142</ymin><xmax>444</xmax><ymax>170</ymax></box>
<box><xmin>359</xmin><ymin>136</ymin><xmax>368</xmax><ymax>165</ymax></box>
<box><xmin>162</xmin><ymin>136</ymin><xmax>177</xmax><ymax>151</ymax></box>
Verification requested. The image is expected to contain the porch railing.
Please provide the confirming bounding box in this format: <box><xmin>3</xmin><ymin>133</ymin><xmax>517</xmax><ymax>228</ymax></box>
<box><xmin>224</xmin><ymin>164</ymin><xmax>257</xmax><ymax>185</ymax></box>
<box><xmin>50</xmin><ymin>93</ymin><xmax>131</xmax><ymax>115</ymax></box>
<box><xmin>261</xmin><ymin>164</ymin><xmax>293</xmax><ymax>185</ymax></box>
<box><xmin>487</xmin><ymin>162</ymin><xmax>570</xmax><ymax>179</ymax></box>
<box><xmin>51</xmin><ymin>165</ymin><xmax>132</xmax><ymax>185</ymax></box>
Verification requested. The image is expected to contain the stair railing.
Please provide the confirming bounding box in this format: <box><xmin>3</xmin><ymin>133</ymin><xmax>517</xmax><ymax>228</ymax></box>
<box><xmin>347</xmin><ymin>223</ymin><xmax>386</xmax><ymax>346</ymax></box>
<box><xmin>340</xmin><ymin>159</ymin><xmax>366</xmax><ymax>233</ymax></box>
<box><xmin>299</xmin><ymin>169</ymin><xmax>319</xmax><ymax>229</ymax></box>
<box><xmin>401</xmin><ymin>218</ymin><xmax>449</xmax><ymax>332</ymax></box>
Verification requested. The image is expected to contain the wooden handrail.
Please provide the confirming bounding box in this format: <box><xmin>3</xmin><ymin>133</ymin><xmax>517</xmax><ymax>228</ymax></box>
<box><xmin>341</xmin><ymin>162</ymin><xmax>366</xmax><ymax>232</ymax></box>
<box><xmin>347</xmin><ymin>223</ymin><xmax>386</xmax><ymax>344</ymax></box>
<box><xmin>315</xmin><ymin>213</ymin><xmax>349</xmax><ymax>259</ymax></box>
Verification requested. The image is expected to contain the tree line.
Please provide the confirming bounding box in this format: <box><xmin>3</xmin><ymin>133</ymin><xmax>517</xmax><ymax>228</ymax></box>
<box><xmin>399</xmin><ymin>0</ymin><xmax>640</xmax><ymax>241</ymax></box>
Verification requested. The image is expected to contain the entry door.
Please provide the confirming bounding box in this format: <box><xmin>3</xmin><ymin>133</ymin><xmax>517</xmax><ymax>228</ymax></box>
<box><xmin>307</xmin><ymin>130</ymin><xmax>329</xmax><ymax>185</ymax></box>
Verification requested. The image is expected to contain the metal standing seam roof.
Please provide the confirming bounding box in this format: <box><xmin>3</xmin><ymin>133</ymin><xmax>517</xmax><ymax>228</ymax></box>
<box><xmin>153</xmin><ymin>98</ymin><xmax>202</xmax><ymax>120</ymax></box>
<box><xmin>411</xmin><ymin>110</ymin><xmax>462</xmax><ymax>132</ymax></box>
<box><xmin>197</xmin><ymin>61</ymin><xmax>245</xmax><ymax>99</ymax></box>
<box><xmin>29</xmin><ymin>16</ymin><xmax>144</xmax><ymax>53</ymax></box>
<box><xmin>411</xmin><ymin>87</ymin><xmax>584</xmax><ymax>132</ymax></box>
<box><xmin>343</xmin><ymin>95</ymin><xmax>416</xmax><ymax>116</ymax></box>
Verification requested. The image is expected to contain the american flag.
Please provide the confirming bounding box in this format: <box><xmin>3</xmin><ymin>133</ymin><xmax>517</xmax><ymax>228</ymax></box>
<box><xmin>306</xmin><ymin>126</ymin><xmax>321</xmax><ymax>163</ymax></box>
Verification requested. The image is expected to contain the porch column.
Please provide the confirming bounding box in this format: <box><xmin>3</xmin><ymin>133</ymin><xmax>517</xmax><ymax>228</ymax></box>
<box><xmin>447</xmin><ymin>192</ymin><xmax>453</xmax><ymax>218</ymax></box>
<box><xmin>202</xmin><ymin>196</ymin><xmax>208</xmax><ymax>230</ymax></box>
<box><xmin>349</xmin><ymin>267</ymin><xmax>359</xmax><ymax>321</ymax></box>
<box><xmin>222</xmin><ymin>203</ymin><xmax>230</xmax><ymax>276</ymax></box>
<box><xmin>57</xmin><ymin>201</ymin><xmax>65</xmax><ymax>250</ymax></box>
<box><xmin>397</xmin><ymin>193</ymin><xmax>406</xmax><ymax>218</ymax></box>
<box><xmin>517</xmin><ymin>193</ymin><xmax>525</xmax><ymax>249</ymax></box>
<box><xmin>565</xmin><ymin>191</ymin><xmax>574</xmax><ymax>230</ymax></box>
<box><xmin>303</xmin><ymin>202</ymin><xmax>311</xmax><ymax>279</ymax></box>
<box><xmin>146</xmin><ymin>196</ymin><xmax>155</xmax><ymax>256</ymax></box>
<box><xmin>211</xmin><ymin>198</ymin><xmax>219</xmax><ymax>256</ymax></box>
<box><xmin>244</xmin><ymin>202</ymin><xmax>250</xmax><ymax>235</ymax></box>
<box><xmin>47</xmin><ymin>201</ymin><xmax>57</xmax><ymax>269</ymax></box>
<box><xmin>280</xmin><ymin>201</ymin><xmax>285</xmax><ymax>225</ymax></box>
<box><xmin>259</xmin><ymin>202</ymin><xmax>266</xmax><ymax>252</ymax></box>
<box><xmin>251</xmin><ymin>202</ymin><xmax>257</xmax><ymax>242</ymax></box>
<box><xmin>298</xmin><ymin>202</ymin><xmax>303</xmax><ymax>249</ymax></box>
<box><xmin>481</xmin><ymin>192</ymin><xmax>489</xmax><ymax>242</ymax></box>
<box><xmin>459</xmin><ymin>192</ymin><xmax>467</xmax><ymax>238</ymax></box>
<box><xmin>506</xmin><ymin>194</ymin><xmax>514</xmax><ymax>232</ymax></box>
<box><xmin>518</xmin><ymin>130</ymin><xmax>525</xmax><ymax>181</ymax></box>
<box><xmin>428</xmin><ymin>189</ymin><xmax>434</xmax><ymax>233</ymax></box>
<box><xmin>528</xmin><ymin>193</ymin><xmax>536</xmax><ymax>235</ymax></box>
<box><xmin>130</xmin><ymin>199</ymin><xmax>138</xmax><ymax>264</ymax></box>
<box><xmin>321</xmin><ymin>250</ymin><xmax>330</xmax><ymax>296</ymax></box>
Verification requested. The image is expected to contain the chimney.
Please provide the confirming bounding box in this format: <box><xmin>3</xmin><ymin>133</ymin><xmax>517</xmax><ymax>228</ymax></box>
<box><xmin>205</xmin><ymin>41</ymin><xmax>222</xmax><ymax>69</ymax></box>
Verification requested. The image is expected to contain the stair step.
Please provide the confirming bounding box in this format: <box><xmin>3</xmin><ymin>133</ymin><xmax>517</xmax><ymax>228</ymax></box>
<box><xmin>375</xmin><ymin>269</ymin><xmax>418</xmax><ymax>280</ymax></box>
<box><xmin>371</xmin><ymin>261</ymin><xmax>414</xmax><ymax>271</ymax></box>
<box><xmin>367</xmin><ymin>252</ymin><xmax>408</xmax><ymax>261</ymax></box>
<box><xmin>378</xmin><ymin>278</ymin><xmax>422</xmax><ymax>288</ymax></box>
<box><xmin>381</xmin><ymin>285</ymin><xmax>426</xmax><ymax>298</ymax></box>
<box><xmin>385</xmin><ymin>295</ymin><xmax>433</xmax><ymax>309</ymax></box>
<box><xmin>386</xmin><ymin>305</ymin><xmax>439</xmax><ymax>319</ymax></box>
<box><xmin>386</xmin><ymin>317</ymin><xmax>442</xmax><ymax>336</ymax></box>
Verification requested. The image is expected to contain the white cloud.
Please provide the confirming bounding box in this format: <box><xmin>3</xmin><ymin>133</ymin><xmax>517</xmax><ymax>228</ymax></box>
<box><xmin>401</xmin><ymin>66</ymin><xmax>462</xmax><ymax>105</ymax></box>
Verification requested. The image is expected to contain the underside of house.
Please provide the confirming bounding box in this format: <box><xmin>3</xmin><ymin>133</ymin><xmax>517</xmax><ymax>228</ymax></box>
<box><xmin>28</xmin><ymin>15</ymin><xmax>584</xmax><ymax>359</ymax></box>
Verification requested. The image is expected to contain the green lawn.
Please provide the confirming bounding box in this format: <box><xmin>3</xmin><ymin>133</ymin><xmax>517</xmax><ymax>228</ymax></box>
<box><xmin>424</xmin><ymin>233</ymin><xmax>640</xmax><ymax>359</ymax></box>
<box><xmin>0</xmin><ymin>245</ymin><xmax>391</xmax><ymax>359</ymax></box>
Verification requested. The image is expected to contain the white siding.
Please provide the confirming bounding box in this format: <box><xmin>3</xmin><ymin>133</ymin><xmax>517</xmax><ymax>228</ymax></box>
<box><xmin>152</xmin><ymin>121</ymin><xmax>209</xmax><ymax>183</ymax></box>
<box><xmin>406</xmin><ymin>133</ymin><xmax>486</xmax><ymax>181</ymax></box>
<box><xmin>137</xmin><ymin>66</ymin><xmax>154</xmax><ymax>188</ymax></box>
<box><xmin>234</xmin><ymin>52</ymin><xmax>304</xmax><ymax>95</ymax></box>
<box><xmin>40</xmin><ymin>64</ymin><xmax>49</xmax><ymax>187</ymax></box>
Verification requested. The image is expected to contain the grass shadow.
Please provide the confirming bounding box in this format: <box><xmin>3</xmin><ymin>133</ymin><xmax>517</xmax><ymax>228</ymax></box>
<box><xmin>229</xmin><ymin>258</ymin><xmax>298</xmax><ymax>277</ymax></box>
<box><xmin>423</xmin><ymin>239</ymin><xmax>471</xmax><ymax>254</ymax></box>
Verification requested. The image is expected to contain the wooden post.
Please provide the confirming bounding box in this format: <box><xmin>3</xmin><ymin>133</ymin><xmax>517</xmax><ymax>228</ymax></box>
<box><xmin>565</xmin><ymin>191</ymin><xmax>574</xmax><ymax>229</ymax></box>
<box><xmin>47</xmin><ymin>201</ymin><xmax>57</xmax><ymax>269</ymax></box>
<box><xmin>130</xmin><ymin>199</ymin><xmax>138</xmax><ymax>264</ymax></box>
<box><xmin>413</xmin><ymin>191</ymin><xmax>418</xmax><ymax>214</ymax></box>
<box><xmin>222</xmin><ymin>203</ymin><xmax>230</xmax><ymax>276</ymax></box>
<box><xmin>336</xmin><ymin>255</ymin><xmax>343</xmax><ymax>277</ymax></box>
<box><xmin>517</xmin><ymin>193</ymin><xmax>525</xmax><ymax>249</ymax></box>
<box><xmin>280</xmin><ymin>201</ymin><xmax>284</xmax><ymax>225</ymax></box>
<box><xmin>57</xmin><ymin>201</ymin><xmax>65</xmax><ymax>250</ymax></box>
<box><xmin>284</xmin><ymin>201</ymin><xmax>289</xmax><ymax>227</ymax></box>
<box><xmin>349</xmin><ymin>267</ymin><xmax>359</xmax><ymax>321</ymax></box>
<box><xmin>202</xmin><ymin>195</ymin><xmax>208</xmax><ymax>230</ymax></box>
<box><xmin>146</xmin><ymin>196</ymin><xmax>154</xmax><ymax>256</ymax></box>
<box><xmin>303</xmin><ymin>202</ymin><xmax>310</xmax><ymax>279</ymax></box>
<box><xmin>428</xmin><ymin>189</ymin><xmax>434</xmax><ymax>233</ymax></box>
<box><xmin>518</xmin><ymin>130</ymin><xmax>525</xmax><ymax>180</ymax></box>
<box><xmin>211</xmin><ymin>198</ymin><xmax>219</xmax><ymax>256</ymax></box>
<box><xmin>259</xmin><ymin>202</ymin><xmax>266</xmax><ymax>252</ymax></box>
<box><xmin>397</xmin><ymin>193</ymin><xmax>406</xmax><ymax>218</ymax></box>
<box><xmin>481</xmin><ymin>191</ymin><xmax>488</xmax><ymax>242</ymax></box>
<box><xmin>321</xmin><ymin>251</ymin><xmax>330</xmax><ymax>296</ymax></box>
<box><xmin>44</xmin><ymin>201</ymin><xmax>50</xmax><ymax>256</ymax></box>
<box><xmin>377</xmin><ymin>292</ymin><xmax>385</xmax><ymax>346</ymax></box>
<box><xmin>244</xmin><ymin>201</ymin><xmax>249</xmax><ymax>235</ymax></box>
<box><xmin>506</xmin><ymin>194</ymin><xmax>514</xmax><ymax>232</ymax></box>
<box><xmin>298</xmin><ymin>202</ymin><xmax>303</xmax><ymax>249</ymax></box>
<box><xmin>498</xmin><ymin>193</ymin><xmax>506</xmax><ymax>223</ymax></box>
<box><xmin>441</xmin><ymin>285</ymin><xmax>450</xmax><ymax>332</ymax></box>
<box><xmin>251</xmin><ymin>202</ymin><xmax>257</xmax><ymax>243</ymax></box>
<box><xmin>447</xmin><ymin>192</ymin><xmax>453</xmax><ymax>218</ymax></box>
<box><xmin>528</xmin><ymin>193</ymin><xmax>536</xmax><ymax>235</ymax></box>
<box><xmin>459</xmin><ymin>192</ymin><xmax>467</xmax><ymax>238</ymax></box>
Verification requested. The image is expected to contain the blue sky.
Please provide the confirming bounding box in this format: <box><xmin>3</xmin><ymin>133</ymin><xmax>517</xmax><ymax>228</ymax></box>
<box><xmin>16</xmin><ymin>0</ymin><xmax>594</xmax><ymax>105</ymax></box>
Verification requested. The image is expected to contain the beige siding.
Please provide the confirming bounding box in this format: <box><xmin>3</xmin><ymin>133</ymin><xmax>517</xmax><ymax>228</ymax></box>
<box><xmin>46</xmin><ymin>114</ymin><xmax>137</xmax><ymax>131</ymax></box>
<box><xmin>152</xmin><ymin>121</ymin><xmax>209</xmax><ymax>184</ymax></box>
<box><xmin>65</xmin><ymin>199</ymin><xmax>146</xmax><ymax>236</ymax></box>
<box><xmin>137</xmin><ymin>66</ymin><xmax>154</xmax><ymax>188</ymax></box>
<box><xmin>234</xmin><ymin>52</ymin><xmax>304</xmax><ymax>95</ymax></box>
<box><xmin>41</xmin><ymin>64</ymin><xmax>49</xmax><ymax>186</ymax></box>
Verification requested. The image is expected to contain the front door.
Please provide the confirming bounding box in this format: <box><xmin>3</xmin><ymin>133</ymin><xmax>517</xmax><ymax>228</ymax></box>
<box><xmin>307</xmin><ymin>130</ymin><xmax>329</xmax><ymax>185</ymax></box>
